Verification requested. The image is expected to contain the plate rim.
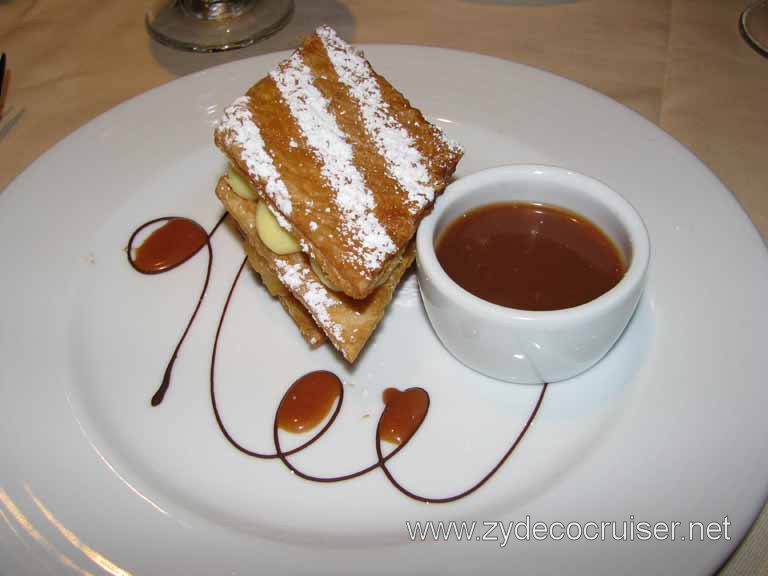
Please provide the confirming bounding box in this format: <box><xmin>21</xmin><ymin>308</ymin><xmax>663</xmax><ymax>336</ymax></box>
<box><xmin>1</xmin><ymin>43</ymin><xmax>767</xmax><ymax>575</ymax></box>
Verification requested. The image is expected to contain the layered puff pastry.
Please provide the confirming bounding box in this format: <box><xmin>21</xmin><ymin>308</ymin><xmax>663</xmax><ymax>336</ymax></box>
<box><xmin>213</xmin><ymin>25</ymin><xmax>462</xmax><ymax>361</ymax></box>
<box><xmin>218</xmin><ymin>178</ymin><xmax>417</xmax><ymax>362</ymax></box>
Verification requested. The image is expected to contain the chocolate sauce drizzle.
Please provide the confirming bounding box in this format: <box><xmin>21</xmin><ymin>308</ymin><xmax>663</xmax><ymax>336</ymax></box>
<box><xmin>128</xmin><ymin>214</ymin><xmax>548</xmax><ymax>503</ymax></box>
<box><xmin>127</xmin><ymin>214</ymin><xmax>226</xmax><ymax>405</ymax></box>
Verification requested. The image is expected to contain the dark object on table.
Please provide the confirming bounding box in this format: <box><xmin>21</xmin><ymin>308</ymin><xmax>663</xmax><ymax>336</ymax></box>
<box><xmin>740</xmin><ymin>0</ymin><xmax>768</xmax><ymax>58</ymax></box>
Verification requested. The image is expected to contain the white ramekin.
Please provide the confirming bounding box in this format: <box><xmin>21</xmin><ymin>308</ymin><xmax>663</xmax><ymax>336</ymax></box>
<box><xmin>416</xmin><ymin>164</ymin><xmax>650</xmax><ymax>384</ymax></box>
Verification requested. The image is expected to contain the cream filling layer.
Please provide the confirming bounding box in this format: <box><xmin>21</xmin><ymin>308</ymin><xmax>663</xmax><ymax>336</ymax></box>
<box><xmin>227</xmin><ymin>163</ymin><xmax>258</xmax><ymax>200</ymax></box>
<box><xmin>225</xmin><ymin>167</ymin><xmax>400</xmax><ymax>293</ymax></box>
<box><xmin>227</xmin><ymin>166</ymin><xmax>300</xmax><ymax>255</ymax></box>
<box><xmin>255</xmin><ymin>200</ymin><xmax>301</xmax><ymax>255</ymax></box>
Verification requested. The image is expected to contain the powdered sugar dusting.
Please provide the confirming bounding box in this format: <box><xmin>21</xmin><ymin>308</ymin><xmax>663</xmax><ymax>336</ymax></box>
<box><xmin>274</xmin><ymin>259</ymin><xmax>344</xmax><ymax>342</ymax></box>
<box><xmin>217</xmin><ymin>97</ymin><xmax>293</xmax><ymax>218</ymax></box>
<box><xmin>271</xmin><ymin>53</ymin><xmax>395</xmax><ymax>276</ymax></box>
<box><xmin>317</xmin><ymin>25</ymin><xmax>434</xmax><ymax>213</ymax></box>
<box><xmin>268</xmin><ymin>205</ymin><xmax>293</xmax><ymax>233</ymax></box>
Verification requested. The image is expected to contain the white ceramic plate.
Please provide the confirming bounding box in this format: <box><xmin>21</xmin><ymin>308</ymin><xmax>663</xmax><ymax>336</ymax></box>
<box><xmin>1</xmin><ymin>46</ymin><xmax>767</xmax><ymax>576</ymax></box>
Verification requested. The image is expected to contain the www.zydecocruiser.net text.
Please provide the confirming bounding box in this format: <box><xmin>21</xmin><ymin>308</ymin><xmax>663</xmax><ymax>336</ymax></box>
<box><xmin>406</xmin><ymin>516</ymin><xmax>731</xmax><ymax>547</ymax></box>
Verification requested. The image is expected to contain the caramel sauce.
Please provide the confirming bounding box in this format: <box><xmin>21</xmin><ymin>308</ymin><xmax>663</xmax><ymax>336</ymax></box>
<box><xmin>379</xmin><ymin>388</ymin><xmax>429</xmax><ymax>445</ymax></box>
<box><xmin>130</xmin><ymin>217</ymin><xmax>208</xmax><ymax>274</ymax></box>
<box><xmin>130</xmin><ymin>210</ymin><xmax>548</xmax><ymax>504</ymax></box>
<box><xmin>277</xmin><ymin>371</ymin><xmax>342</xmax><ymax>433</ymax></box>
<box><xmin>127</xmin><ymin>214</ymin><xmax>226</xmax><ymax>405</ymax></box>
<box><xmin>436</xmin><ymin>202</ymin><xmax>625</xmax><ymax>311</ymax></box>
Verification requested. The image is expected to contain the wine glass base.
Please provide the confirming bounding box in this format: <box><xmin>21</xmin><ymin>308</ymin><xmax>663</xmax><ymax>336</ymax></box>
<box><xmin>146</xmin><ymin>0</ymin><xmax>294</xmax><ymax>53</ymax></box>
<box><xmin>740</xmin><ymin>0</ymin><xmax>768</xmax><ymax>58</ymax></box>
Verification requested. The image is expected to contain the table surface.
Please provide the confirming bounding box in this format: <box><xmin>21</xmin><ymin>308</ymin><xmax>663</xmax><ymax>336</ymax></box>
<box><xmin>1</xmin><ymin>1</ymin><xmax>766</xmax><ymax>574</ymax></box>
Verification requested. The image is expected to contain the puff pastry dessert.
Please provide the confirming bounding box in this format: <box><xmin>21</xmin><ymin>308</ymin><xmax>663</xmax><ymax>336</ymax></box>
<box><xmin>213</xmin><ymin>25</ymin><xmax>463</xmax><ymax>361</ymax></box>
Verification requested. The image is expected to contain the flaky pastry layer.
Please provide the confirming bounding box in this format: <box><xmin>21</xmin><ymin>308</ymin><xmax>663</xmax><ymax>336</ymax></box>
<box><xmin>217</xmin><ymin>177</ymin><xmax>415</xmax><ymax>362</ymax></box>
<box><xmin>214</xmin><ymin>26</ymin><xmax>462</xmax><ymax>300</ymax></box>
<box><xmin>242</xmin><ymin>240</ymin><xmax>326</xmax><ymax>349</ymax></box>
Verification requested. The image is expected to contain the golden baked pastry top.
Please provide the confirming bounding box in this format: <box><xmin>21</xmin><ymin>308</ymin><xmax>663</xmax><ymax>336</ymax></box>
<box><xmin>214</xmin><ymin>25</ymin><xmax>462</xmax><ymax>300</ymax></box>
